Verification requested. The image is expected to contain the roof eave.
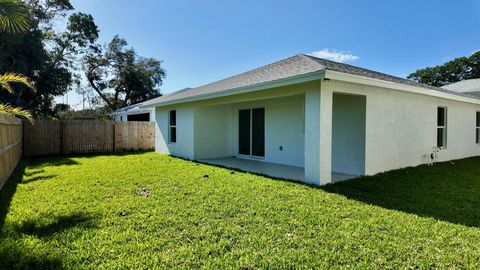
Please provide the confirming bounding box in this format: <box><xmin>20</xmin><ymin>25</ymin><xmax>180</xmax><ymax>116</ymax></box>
<box><xmin>325</xmin><ymin>70</ymin><xmax>480</xmax><ymax>105</ymax></box>
<box><xmin>142</xmin><ymin>70</ymin><xmax>325</xmax><ymax>108</ymax></box>
<box><xmin>109</xmin><ymin>108</ymin><xmax>152</xmax><ymax>115</ymax></box>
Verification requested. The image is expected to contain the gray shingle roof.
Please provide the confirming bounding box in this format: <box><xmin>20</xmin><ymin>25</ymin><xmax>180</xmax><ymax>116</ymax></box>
<box><xmin>141</xmin><ymin>54</ymin><xmax>479</xmax><ymax>107</ymax></box>
<box><xmin>142</xmin><ymin>55</ymin><xmax>322</xmax><ymax>106</ymax></box>
<box><xmin>304</xmin><ymin>55</ymin><xmax>443</xmax><ymax>90</ymax></box>
<box><xmin>442</xmin><ymin>78</ymin><xmax>480</xmax><ymax>93</ymax></box>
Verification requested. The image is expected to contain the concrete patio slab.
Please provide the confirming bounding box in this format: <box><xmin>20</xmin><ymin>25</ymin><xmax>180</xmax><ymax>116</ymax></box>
<box><xmin>198</xmin><ymin>157</ymin><xmax>358</xmax><ymax>183</ymax></box>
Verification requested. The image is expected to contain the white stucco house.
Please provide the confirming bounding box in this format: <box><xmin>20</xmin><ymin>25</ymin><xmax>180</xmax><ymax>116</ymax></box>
<box><xmin>112</xmin><ymin>54</ymin><xmax>480</xmax><ymax>186</ymax></box>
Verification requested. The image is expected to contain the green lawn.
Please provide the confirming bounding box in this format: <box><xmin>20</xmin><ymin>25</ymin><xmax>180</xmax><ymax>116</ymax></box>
<box><xmin>1</xmin><ymin>152</ymin><xmax>480</xmax><ymax>269</ymax></box>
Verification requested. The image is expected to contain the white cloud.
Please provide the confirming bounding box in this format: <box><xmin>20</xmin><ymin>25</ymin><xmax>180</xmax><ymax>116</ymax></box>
<box><xmin>309</xmin><ymin>49</ymin><xmax>359</xmax><ymax>63</ymax></box>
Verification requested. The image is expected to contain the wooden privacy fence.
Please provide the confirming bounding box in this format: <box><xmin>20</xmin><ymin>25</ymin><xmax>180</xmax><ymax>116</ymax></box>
<box><xmin>0</xmin><ymin>114</ymin><xmax>22</xmax><ymax>189</ymax></box>
<box><xmin>24</xmin><ymin>120</ymin><xmax>155</xmax><ymax>157</ymax></box>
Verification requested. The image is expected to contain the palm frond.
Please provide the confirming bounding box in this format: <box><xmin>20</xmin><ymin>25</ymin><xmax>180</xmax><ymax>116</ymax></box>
<box><xmin>0</xmin><ymin>0</ymin><xmax>30</xmax><ymax>34</ymax></box>
<box><xmin>0</xmin><ymin>104</ymin><xmax>34</xmax><ymax>123</ymax></box>
<box><xmin>0</xmin><ymin>73</ymin><xmax>36</xmax><ymax>93</ymax></box>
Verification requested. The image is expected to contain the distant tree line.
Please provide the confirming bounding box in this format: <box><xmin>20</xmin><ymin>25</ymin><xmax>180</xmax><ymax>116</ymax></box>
<box><xmin>408</xmin><ymin>51</ymin><xmax>480</xmax><ymax>87</ymax></box>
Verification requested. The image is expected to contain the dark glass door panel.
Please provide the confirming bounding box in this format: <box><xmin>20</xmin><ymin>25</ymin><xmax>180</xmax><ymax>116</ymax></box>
<box><xmin>238</xmin><ymin>109</ymin><xmax>251</xmax><ymax>155</ymax></box>
<box><xmin>252</xmin><ymin>108</ymin><xmax>265</xmax><ymax>157</ymax></box>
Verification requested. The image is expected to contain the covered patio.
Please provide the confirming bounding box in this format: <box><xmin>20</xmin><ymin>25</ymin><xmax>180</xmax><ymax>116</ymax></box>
<box><xmin>190</xmin><ymin>88</ymin><xmax>366</xmax><ymax>185</ymax></box>
<box><xmin>199</xmin><ymin>157</ymin><xmax>358</xmax><ymax>183</ymax></box>
<box><xmin>156</xmin><ymin>77</ymin><xmax>367</xmax><ymax>186</ymax></box>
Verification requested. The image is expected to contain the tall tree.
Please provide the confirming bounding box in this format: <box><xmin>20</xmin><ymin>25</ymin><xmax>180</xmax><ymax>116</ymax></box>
<box><xmin>0</xmin><ymin>0</ymin><xmax>99</xmax><ymax>117</ymax></box>
<box><xmin>408</xmin><ymin>51</ymin><xmax>480</xmax><ymax>87</ymax></box>
<box><xmin>84</xmin><ymin>36</ymin><xmax>166</xmax><ymax>111</ymax></box>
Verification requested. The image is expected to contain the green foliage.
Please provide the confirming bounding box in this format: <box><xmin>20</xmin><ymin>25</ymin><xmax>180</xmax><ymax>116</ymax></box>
<box><xmin>1</xmin><ymin>153</ymin><xmax>480</xmax><ymax>269</ymax></box>
<box><xmin>0</xmin><ymin>0</ymin><xmax>99</xmax><ymax>117</ymax></box>
<box><xmin>408</xmin><ymin>51</ymin><xmax>480</xmax><ymax>87</ymax></box>
<box><xmin>0</xmin><ymin>0</ymin><xmax>30</xmax><ymax>34</ymax></box>
<box><xmin>0</xmin><ymin>73</ymin><xmax>35</xmax><ymax>93</ymax></box>
<box><xmin>54</xmin><ymin>107</ymin><xmax>110</xmax><ymax>120</ymax></box>
<box><xmin>0</xmin><ymin>73</ymin><xmax>35</xmax><ymax>122</ymax></box>
<box><xmin>51</xmin><ymin>12</ymin><xmax>98</xmax><ymax>62</ymax></box>
<box><xmin>27</xmin><ymin>0</ymin><xmax>73</xmax><ymax>31</ymax></box>
<box><xmin>0</xmin><ymin>0</ymin><xmax>36</xmax><ymax>122</ymax></box>
<box><xmin>0</xmin><ymin>104</ymin><xmax>33</xmax><ymax>122</ymax></box>
<box><xmin>84</xmin><ymin>36</ymin><xmax>166</xmax><ymax>111</ymax></box>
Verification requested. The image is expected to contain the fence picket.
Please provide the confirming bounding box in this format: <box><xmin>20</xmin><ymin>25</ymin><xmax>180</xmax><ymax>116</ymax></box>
<box><xmin>0</xmin><ymin>114</ymin><xmax>22</xmax><ymax>189</ymax></box>
<box><xmin>23</xmin><ymin>120</ymin><xmax>155</xmax><ymax>157</ymax></box>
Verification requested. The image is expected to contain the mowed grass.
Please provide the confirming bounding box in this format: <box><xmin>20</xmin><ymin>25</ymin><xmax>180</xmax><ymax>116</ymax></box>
<box><xmin>1</xmin><ymin>152</ymin><xmax>480</xmax><ymax>269</ymax></box>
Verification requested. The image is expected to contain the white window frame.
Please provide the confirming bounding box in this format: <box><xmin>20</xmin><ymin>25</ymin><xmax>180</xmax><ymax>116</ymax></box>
<box><xmin>437</xmin><ymin>106</ymin><xmax>447</xmax><ymax>149</ymax></box>
<box><xmin>476</xmin><ymin>111</ymin><xmax>480</xmax><ymax>145</ymax></box>
<box><xmin>169</xmin><ymin>110</ymin><xmax>176</xmax><ymax>144</ymax></box>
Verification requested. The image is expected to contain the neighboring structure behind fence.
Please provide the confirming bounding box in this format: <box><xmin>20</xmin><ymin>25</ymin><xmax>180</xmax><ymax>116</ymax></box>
<box><xmin>0</xmin><ymin>114</ymin><xmax>22</xmax><ymax>189</ymax></box>
<box><xmin>24</xmin><ymin>120</ymin><xmax>155</xmax><ymax>157</ymax></box>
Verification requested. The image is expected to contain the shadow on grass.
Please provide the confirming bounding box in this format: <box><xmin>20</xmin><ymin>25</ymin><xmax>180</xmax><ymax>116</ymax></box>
<box><xmin>23</xmin><ymin>150</ymin><xmax>154</xmax><ymax>167</ymax></box>
<box><xmin>0</xmin><ymin>157</ymin><xmax>89</xmax><ymax>232</ymax></box>
<box><xmin>14</xmin><ymin>212</ymin><xmax>95</xmax><ymax>238</ymax></box>
<box><xmin>25</xmin><ymin>156</ymin><xmax>79</xmax><ymax>168</ymax></box>
<box><xmin>1</xmin><ymin>152</ymin><xmax>154</xmax><ymax>230</ymax></box>
<box><xmin>322</xmin><ymin>156</ymin><xmax>480</xmax><ymax>228</ymax></box>
<box><xmin>0</xmin><ymin>160</ymin><xmax>28</xmax><ymax>232</ymax></box>
<box><xmin>23</xmin><ymin>169</ymin><xmax>45</xmax><ymax>177</ymax></box>
<box><xmin>0</xmin><ymin>244</ymin><xmax>64</xmax><ymax>270</ymax></box>
<box><xmin>21</xmin><ymin>174</ymin><xmax>57</xmax><ymax>184</ymax></box>
<box><xmin>0</xmin><ymin>162</ymin><xmax>62</xmax><ymax>269</ymax></box>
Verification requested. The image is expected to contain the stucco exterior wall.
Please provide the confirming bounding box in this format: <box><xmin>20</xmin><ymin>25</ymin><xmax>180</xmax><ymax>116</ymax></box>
<box><xmin>155</xmin><ymin>106</ymin><xmax>195</xmax><ymax>159</ymax></box>
<box><xmin>326</xmin><ymin>79</ymin><xmax>480</xmax><ymax>176</ymax></box>
<box><xmin>194</xmin><ymin>105</ymin><xmax>234</xmax><ymax>159</ymax></box>
<box><xmin>332</xmin><ymin>93</ymin><xmax>366</xmax><ymax>175</ymax></box>
<box><xmin>231</xmin><ymin>95</ymin><xmax>305</xmax><ymax>167</ymax></box>
<box><xmin>154</xmin><ymin>92</ymin><xmax>307</xmax><ymax>167</ymax></box>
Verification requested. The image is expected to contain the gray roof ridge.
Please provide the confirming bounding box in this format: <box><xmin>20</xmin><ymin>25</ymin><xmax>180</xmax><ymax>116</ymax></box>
<box><xmin>302</xmin><ymin>53</ymin><xmax>446</xmax><ymax>91</ymax></box>
<box><xmin>296</xmin><ymin>53</ymin><xmax>327</xmax><ymax>69</ymax></box>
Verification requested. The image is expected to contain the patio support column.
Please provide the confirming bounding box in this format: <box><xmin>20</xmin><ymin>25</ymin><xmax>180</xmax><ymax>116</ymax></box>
<box><xmin>304</xmin><ymin>87</ymin><xmax>321</xmax><ymax>185</ymax></box>
<box><xmin>319</xmin><ymin>82</ymin><xmax>333</xmax><ymax>185</ymax></box>
<box><xmin>304</xmin><ymin>81</ymin><xmax>332</xmax><ymax>186</ymax></box>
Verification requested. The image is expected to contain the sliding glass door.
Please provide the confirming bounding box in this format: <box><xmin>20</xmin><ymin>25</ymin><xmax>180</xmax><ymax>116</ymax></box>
<box><xmin>238</xmin><ymin>108</ymin><xmax>265</xmax><ymax>157</ymax></box>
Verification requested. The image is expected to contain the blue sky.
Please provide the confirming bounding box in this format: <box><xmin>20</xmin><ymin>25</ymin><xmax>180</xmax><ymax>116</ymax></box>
<box><xmin>62</xmin><ymin>0</ymin><xmax>480</xmax><ymax>109</ymax></box>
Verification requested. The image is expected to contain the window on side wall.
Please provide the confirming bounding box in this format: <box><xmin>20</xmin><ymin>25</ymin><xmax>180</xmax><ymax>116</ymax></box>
<box><xmin>169</xmin><ymin>110</ymin><xmax>177</xmax><ymax>143</ymax></box>
<box><xmin>437</xmin><ymin>107</ymin><xmax>447</xmax><ymax>149</ymax></box>
<box><xmin>476</xmin><ymin>111</ymin><xmax>480</xmax><ymax>144</ymax></box>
